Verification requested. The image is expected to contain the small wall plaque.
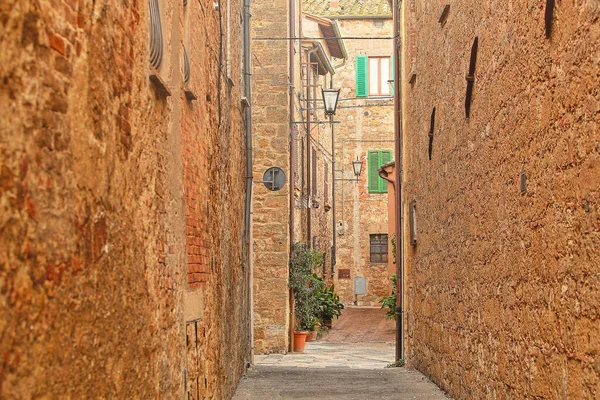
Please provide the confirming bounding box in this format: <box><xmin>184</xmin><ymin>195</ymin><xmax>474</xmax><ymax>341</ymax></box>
<box><xmin>338</xmin><ymin>269</ymin><xmax>351</xmax><ymax>279</ymax></box>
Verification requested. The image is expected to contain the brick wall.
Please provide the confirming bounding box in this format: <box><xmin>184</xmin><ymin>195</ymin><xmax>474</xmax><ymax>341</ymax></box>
<box><xmin>402</xmin><ymin>1</ymin><xmax>600</xmax><ymax>398</ymax></box>
<box><xmin>0</xmin><ymin>0</ymin><xmax>250</xmax><ymax>397</ymax></box>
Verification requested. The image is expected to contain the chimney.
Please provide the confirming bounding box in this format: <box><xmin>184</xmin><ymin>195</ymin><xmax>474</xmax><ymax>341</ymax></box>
<box><xmin>330</xmin><ymin>0</ymin><xmax>339</xmax><ymax>10</ymax></box>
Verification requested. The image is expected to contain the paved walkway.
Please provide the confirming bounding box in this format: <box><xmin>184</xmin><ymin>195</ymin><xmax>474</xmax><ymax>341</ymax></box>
<box><xmin>323</xmin><ymin>307</ymin><xmax>395</xmax><ymax>343</ymax></box>
<box><xmin>234</xmin><ymin>308</ymin><xmax>449</xmax><ymax>399</ymax></box>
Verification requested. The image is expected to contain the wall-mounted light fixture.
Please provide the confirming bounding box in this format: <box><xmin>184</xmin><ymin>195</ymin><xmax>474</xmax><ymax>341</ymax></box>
<box><xmin>352</xmin><ymin>158</ymin><xmax>363</xmax><ymax>179</ymax></box>
<box><xmin>322</xmin><ymin>88</ymin><xmax>341</xmax><ymax>116</ymax></box>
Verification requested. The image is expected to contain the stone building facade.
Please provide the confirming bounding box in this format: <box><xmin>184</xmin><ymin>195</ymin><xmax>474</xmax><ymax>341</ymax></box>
<box><xmin>303</xmin><ymin>0</ymin><xmax>396</xmax><ymax>306</ymax></box>
<box><xmin>250</xmin><ymin>0</ymin><xmax>294</xmax><ymax>354</ymax></box>
<box><xmin>251</xmin><ymin>0</ymin><xmax>396</xmax><ymax>352</ymax></box>
<box><xmin>401</xmin><ymin>0</ymin><xmax>600</xmax><ymax>398</ymax></box>
<box><xmin>0</xmin><ymin>0</ymin><xmax>251</xmax><ymax>398</ymax></box>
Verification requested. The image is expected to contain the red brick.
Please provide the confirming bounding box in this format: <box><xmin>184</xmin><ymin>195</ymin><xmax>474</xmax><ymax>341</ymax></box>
<box><xmin>48</xmin><ymin>32</ymin><xmax>66</xmax><ymax>56</ymax></box>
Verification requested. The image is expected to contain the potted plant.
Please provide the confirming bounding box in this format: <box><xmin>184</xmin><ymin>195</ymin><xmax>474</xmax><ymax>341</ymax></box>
<box><xmin>316</xmin><ymin>284</ymin><xmax>344</xmax><ymax>328</ymax></box>
<box><xmin>289</xmin><ymin>244</ymin><xmax>324</xmax><ymax>351</ymax></box>
<box><xmin>293</xmin><ymin>330</ymin><xmax>308</xmax><ymax>352</ymax></box>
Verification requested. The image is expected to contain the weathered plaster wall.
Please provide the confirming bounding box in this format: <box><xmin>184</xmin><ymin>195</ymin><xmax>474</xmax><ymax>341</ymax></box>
<box><xmin>331</xmin><ymin>18</ymin><xmax>395</xmax><ymax>306</ymax></box>
<box><xmin>251</xmin><ymin>0</ymin><xmax>291</xmax><ymax>354</ymax></box>
<box><xmin>0</xmin><ymin>0</ymin><xmax>250</xmax><ymax>398</ymax></box>
<box><xmin>403</xmin><ymin>1</ymin><xmax>600</xmax><ymax>398</ymax></box>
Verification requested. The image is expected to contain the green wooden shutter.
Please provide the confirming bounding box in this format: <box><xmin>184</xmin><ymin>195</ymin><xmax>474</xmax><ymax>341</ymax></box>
<box><xmin>356</xmin><ymin>55</ymin><xmax>368</xmax><ymax>97</ymax></box>
<box><xmin>379</xmin><ymin>150</ymin><xmax>392</xmax><ymax>193</ymax></box>
<box><xmin>368</xmin><ymin>151</ymin><xmax>380</xmax><ymax>193</ymax></box>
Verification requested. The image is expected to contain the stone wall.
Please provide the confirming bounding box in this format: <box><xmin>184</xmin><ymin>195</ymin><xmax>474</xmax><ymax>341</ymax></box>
<box><xmin>331</xmin><ymin>18</ymin><xmax>396</xmax><ymax>306</ymax></box>
<box><xmin>251</xmin><ymin>0</ymin><xmax>292</xmax><ymax>354</ymax></box>
<box><xmin>402</xmin><ymin>1</ymin><xmax>600</xmax><ymax>398</ymax></box>
<box><xmin>0</xmin><ymin>0</ymin><xmax>250</xmax><ymax>398</ymax></box>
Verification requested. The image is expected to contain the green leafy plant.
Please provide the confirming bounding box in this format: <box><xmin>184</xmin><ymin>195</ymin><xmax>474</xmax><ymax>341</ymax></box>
<box><xmin>379</xmin><ymin>234</ymin><xmax>397</xmax><ymax>320</ymax></box>
<box><xmin>386</xmin><ymin>359</ymin><xmax>405</xmax><ymax>368</ymax></box>
<box><xmin>316</xmin><ymin>284</ymin><xmax>344</xmax><ymax>321</ymax></box>
<box><xmin>379</xmin><ymin>274</ymin><xmax>397</xmax><ymax>320</ymax></box>
<box><xmin>289</xmin><ymin>244</ymin><xmax>324</xmax><ymax>331</ymax></box>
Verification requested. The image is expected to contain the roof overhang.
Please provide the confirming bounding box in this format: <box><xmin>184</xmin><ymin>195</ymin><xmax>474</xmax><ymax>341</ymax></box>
<box><xmin>303</xmin><ymin>41</ymin><xmax>335</xmax><ymax>75</ymax></box>
<box><xmin>304</xmin><ymin>13</ymin><xmax>348</xmax><ymax>60</ymax></box>
<box><xmin>381</xmin><ymin>160</ymin><xmax>395</xmax><ymax>170</ymax></box>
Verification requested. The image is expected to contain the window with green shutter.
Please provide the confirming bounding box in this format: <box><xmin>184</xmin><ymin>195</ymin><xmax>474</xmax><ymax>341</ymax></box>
<box><xmin>356</xmin><ymin>55</ymin><xmax>368</xmax><ymax>97</ymax></box>
<box><xmin>368</xmin><ymin>150</ymin><xmax>392</xmax><ymax>193</ymax></box>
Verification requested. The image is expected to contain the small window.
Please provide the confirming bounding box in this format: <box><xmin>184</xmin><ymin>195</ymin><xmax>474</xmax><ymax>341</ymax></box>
<box><xmin>370</xmin><ymin>234</ymin><xmax>388</xmax><ymax>263</ymax></box>
<box><xmin>355</xmin><ymin>55</ymin><xmax>393</xmax><ymax>97</ymax></box>
<box><xmin>368</xmin><ymin>57</ymin><xmax>391</xmax><ymax>96</ymax></box>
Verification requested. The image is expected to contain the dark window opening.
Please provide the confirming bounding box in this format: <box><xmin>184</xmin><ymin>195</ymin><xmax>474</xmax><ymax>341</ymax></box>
<box><xmin>370</xmin><ymin>234</ymin><xmax>389</xmax><ymax>263</ymax></box>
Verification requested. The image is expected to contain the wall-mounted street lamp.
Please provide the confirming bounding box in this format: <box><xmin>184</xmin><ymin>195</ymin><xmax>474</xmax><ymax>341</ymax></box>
<box><xmin>322</xmin><ymin>88</ymin><xmax>341</xmax><ymax>116</ymax></box>
<box><xmin>352</xmin><ymin>158</ymin><xmax>363</xmax><ymax>179</ymax></box>
<box><xmin>322</xmin><ymin>86</ymin><xmax>341</xmax><ymax>273</ymax></box>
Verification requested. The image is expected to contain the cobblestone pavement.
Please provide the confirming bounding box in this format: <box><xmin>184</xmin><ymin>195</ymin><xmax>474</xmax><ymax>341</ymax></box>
<box><xmin>233</xmin><ymin>308</ymin><xmax>449</xmax><ymax>399</ymax></box>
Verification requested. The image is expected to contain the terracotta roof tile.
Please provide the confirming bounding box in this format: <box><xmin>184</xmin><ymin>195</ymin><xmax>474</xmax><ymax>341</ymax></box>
<box><xmin>303</xmin><ymin>0</ymin><xmax>392</xmax><ymax>18</ymax></box>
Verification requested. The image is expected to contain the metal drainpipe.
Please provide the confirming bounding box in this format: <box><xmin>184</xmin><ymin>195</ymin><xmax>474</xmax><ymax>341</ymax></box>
<box><xmin>289</xmin><ymin>0</ymin><xmax>295</xmax><ymax>260</ymax></box>
<box><xmin>330</xmin><ymin>77</ymin><xmax>336</xmax><ymax>274</ymax></box>
<box><xmin>288</xmin><ymin>0</ymin><xmax>296</xmax><ymax>353</ymax></box>
<box><xmin>243</xmin><ymin>0</ymin><xmax>254</xmax><ymax>363</ymax></box>
<box><xmin>306</xmin><ymin>47</ymin><xmax>318</xmax><ymax>247</ymax></box>
<box><xmin>378</xmin><ymin>168</ymin><xmax>395</xmax><ymax>189</ymax></box>
<box><xmin>392</xmin><ymin>0</ymin><xmax>405</xmax><ymax>363</ymax></box>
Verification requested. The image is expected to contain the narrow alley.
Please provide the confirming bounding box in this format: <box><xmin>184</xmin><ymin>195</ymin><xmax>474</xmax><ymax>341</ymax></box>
<box><xmin>234</xmin><ymin>308</ymin><xmax>448</xmax><ymax>399</ymax></box>
<box><xmin>1</xmin><ymin>0</ymin><xmax>599</xmax><ymax>399</ymax></box>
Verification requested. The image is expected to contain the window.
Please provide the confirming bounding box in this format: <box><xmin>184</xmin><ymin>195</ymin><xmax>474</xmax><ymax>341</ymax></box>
<box><xmin>369</xmin><ymin>57</ymin><xmax>391</xmax><ymax>96</ymax></box>
<box><xmin>355</xmin><ymin>55</ymin><xmax>393</xmax><ymax>97</ymax></box>
<box><xmin>370</xmin><ymin>234</ymin><xmax>388</xmax><ymax>263</ymax></box>
<box><xmin>367</xmin><ymin>150</ymin><xmax>392</xmax><ymax>193</ymax></box>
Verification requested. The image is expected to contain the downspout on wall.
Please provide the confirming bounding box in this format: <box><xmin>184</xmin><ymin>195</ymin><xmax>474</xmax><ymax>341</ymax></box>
<box><xmin>392</xmin><ymin>0</ymin><xmax>405</xmax><ymax>362</ymax></box>
<box><xmin>243</xmin><ymin>0</ymin><xmax>254</xmax><ymax>362</ymax></box>
<box><xmin>288</xmin><ymin>0</ymin><xmax>296</xmax><ymax>353</ymax></box>
<box><xmin>305</xmin><ymin>46</ymin><xmax>318</xmax><ymax>246</ymax></box>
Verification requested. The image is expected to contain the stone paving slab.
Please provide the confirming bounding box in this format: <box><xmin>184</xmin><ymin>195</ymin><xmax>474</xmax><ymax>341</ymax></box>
<box><xmin>234</xmin><ymin>342</ymin><xmax>449</xmax><ymax>399</ymax></box>
<box><xmin>234</xmin><ymin>309</ymin><xmax>448</xmax><ymax>399</ymax></box>
<box><xmin>233</xmin><ymin>366</ymin><xmax>450</xmax><ymax>400</ymax></box>
<box><xmin>255</xmin><ymin>342</ymin><xmax>396</xmax><ymax>369</ymax></box>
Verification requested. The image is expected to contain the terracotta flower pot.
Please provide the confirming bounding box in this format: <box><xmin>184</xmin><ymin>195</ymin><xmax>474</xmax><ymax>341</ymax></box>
<box><xmin>293</xmin><ymin>331</ymin><xmax>308</xmax><ymax>352</ymax></box>
<box><xmin>310</xmin><ymin>330</ymin><xmax>317</xmax><ymax>341</ymax></box>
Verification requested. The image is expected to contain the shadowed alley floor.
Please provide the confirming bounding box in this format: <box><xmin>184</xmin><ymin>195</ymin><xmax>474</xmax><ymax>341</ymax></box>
<box><xmin>233</xmin><ymin>308</ymin><xmax>449</xmax><ymax>399</ymax></box>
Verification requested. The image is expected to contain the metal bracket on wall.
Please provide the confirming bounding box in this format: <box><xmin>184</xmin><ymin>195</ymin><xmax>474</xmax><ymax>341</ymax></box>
<box><xmin>520</xmin><ymin>171</ymin><xmax>527</xmax><ymax>194</ymax></box>
<box><xmin>438</xmin><ymin>5</ymin><xmax>450</xmax><ymax>25</ymax></box>
<box><xmin>409</xmin><ymin>69</ymin><xmax>417</xmax><ymax>85</ymax></box>
<box><xmin>150</xmin><ymin>68</ymin><xmax>172</xmax><ymax>97</ymax></box>
<box><xmin>465</xmin><ymin>37</ymin><xmax>478</xmax><ymax>119</ymax></box>
<box><xmin>428</xmin><ymin>107</ymin><xmax>436</xmax><ymax>160</ymax></box>
<box><xmin>409</xmin><ymin>200</ymin><xmax>417</xmax><ymax>247</ymax></box>
<box><xmin>545</xmin><ymin>0</ymin><xmax>555</xmax><ymax>38</ymax></box>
